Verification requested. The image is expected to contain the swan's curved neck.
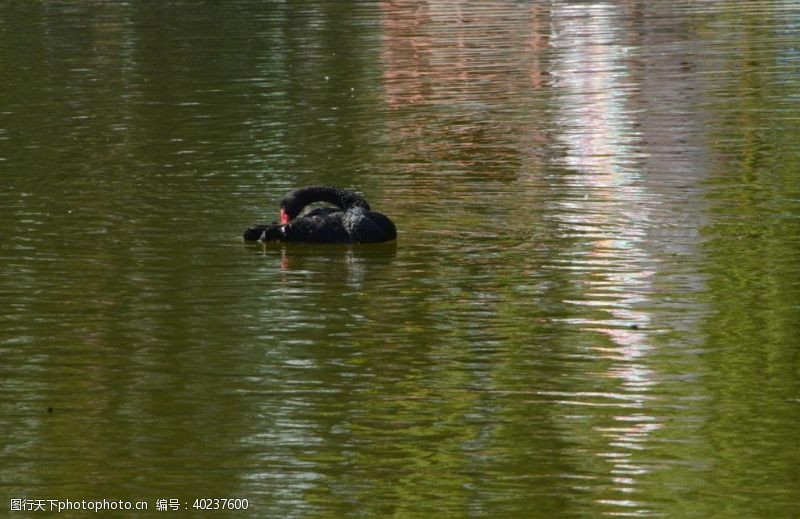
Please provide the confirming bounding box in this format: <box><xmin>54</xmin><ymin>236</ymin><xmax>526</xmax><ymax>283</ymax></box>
<box><xmin>281</xmin><ymin>186</ymin><xmax>369</xmax><ymax>221</ymax></box>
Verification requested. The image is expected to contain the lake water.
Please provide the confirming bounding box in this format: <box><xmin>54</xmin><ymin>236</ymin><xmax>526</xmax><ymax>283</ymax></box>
<box><xmin>2</xmin><ymin>1</ymin><xmax>799</xmax><ymax>517</ymax></box>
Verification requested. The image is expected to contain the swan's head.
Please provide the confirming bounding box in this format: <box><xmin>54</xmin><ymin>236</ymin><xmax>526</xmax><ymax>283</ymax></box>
<box><xmin>279</xmin><ymin>188</ymin><xmax>321</xmax><ymax>223</ymax></box>
<box><xmin>279</xmin><ymin>193</ymin><xmax>304</xmax><ymax>224</ymax></box>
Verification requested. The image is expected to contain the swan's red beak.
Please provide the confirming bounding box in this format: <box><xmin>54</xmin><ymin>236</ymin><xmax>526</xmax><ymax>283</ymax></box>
<box><xmin>280</xmin><ymin>208</ymin><xmax>289</xmax><ymax>224</ymax></box>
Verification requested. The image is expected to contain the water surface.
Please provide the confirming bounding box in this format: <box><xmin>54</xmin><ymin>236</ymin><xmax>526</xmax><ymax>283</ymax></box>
<box><xmin>2</xmin><ymin>1</ymin><xmax>799</xmax><ymax>517</ymax></box>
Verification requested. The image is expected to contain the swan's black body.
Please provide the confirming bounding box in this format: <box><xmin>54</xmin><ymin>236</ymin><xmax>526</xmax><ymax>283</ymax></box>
<box><xmin>244</xmin><ymin>186</ymin><xmax>397</xmax><ymax>244</ymax></box>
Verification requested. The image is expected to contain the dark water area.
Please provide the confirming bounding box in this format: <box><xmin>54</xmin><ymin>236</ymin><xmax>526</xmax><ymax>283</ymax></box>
<box><xmin>2</xmin><ymin>1</ymin><xmax>799</xmax><ymax>517</ymax></box>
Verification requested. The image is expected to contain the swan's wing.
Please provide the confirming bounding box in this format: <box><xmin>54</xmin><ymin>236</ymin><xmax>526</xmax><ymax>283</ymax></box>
<box><xmin>287</xmin><ymin>212</ymin><xmax>351</xmax><ymax>242</ymax></box>
<box><xmin>355</xmin><ymin>212</ymin><xmax>397</xmax><ymax>243</ymax></box>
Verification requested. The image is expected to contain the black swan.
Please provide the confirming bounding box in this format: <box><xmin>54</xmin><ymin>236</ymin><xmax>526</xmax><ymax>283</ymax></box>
<box><xmin>243</xmin><ymin>186</ymin><xmax>397</xmax><ymax>244</ymax></box>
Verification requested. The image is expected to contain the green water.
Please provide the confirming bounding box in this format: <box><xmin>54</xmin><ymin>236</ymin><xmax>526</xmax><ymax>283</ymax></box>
<box><xmin>2</xmin><ymin>1</ymin><xmax>799</xmax><ymax>517</ymax></box>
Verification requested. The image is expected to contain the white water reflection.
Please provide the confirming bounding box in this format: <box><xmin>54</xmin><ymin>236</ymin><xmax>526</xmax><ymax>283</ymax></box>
<box><xmin>550</xmin><ymin>3</ymin><xmax>690</xmax><ymax>510</ymax></box>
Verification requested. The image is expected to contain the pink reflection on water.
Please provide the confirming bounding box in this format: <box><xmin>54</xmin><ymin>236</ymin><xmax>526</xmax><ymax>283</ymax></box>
<box><xmin>380</xmin><ymin>0</ymin><xmax>550</xmax><ymax>108</ymax></box>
